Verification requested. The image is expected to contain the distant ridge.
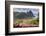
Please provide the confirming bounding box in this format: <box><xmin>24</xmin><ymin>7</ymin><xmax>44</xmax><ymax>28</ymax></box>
<box><xmin>13</xmin><ymin>10</ymin><xmax>35</xmax><ymax>19</ymax></box>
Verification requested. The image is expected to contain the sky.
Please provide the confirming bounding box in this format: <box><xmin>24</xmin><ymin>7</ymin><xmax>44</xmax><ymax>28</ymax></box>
<box><xmin>13</xmin><ymin>8</ymin><xmax>39</xmax><ymax>16</ymax></box>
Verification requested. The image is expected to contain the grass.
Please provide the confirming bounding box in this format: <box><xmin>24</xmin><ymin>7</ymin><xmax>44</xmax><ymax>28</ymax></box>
<box><xmin>14</xmin><ymin>18</ymin><xmax>39</xmax><ymax>25</ymax></box>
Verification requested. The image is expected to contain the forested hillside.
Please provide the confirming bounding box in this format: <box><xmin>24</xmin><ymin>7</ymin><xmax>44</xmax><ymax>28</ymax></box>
<box><xmin>13</xmin><ymin>10</ymin><xmax>35</xmax><ymax>19</ymax></box>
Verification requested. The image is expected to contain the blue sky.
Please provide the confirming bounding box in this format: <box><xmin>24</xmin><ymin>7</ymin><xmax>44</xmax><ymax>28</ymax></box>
<box><xmin>13</xmin><ymin>8</ymin><xmax>39</xmax><ymax>16</ymax></box>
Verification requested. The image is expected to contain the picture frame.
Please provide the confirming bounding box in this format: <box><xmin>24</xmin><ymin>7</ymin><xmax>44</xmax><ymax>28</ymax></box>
<box><xmin>5</xmin><ymin>1</ymin><xmax>45</xmax><ymax>35</ymax></box>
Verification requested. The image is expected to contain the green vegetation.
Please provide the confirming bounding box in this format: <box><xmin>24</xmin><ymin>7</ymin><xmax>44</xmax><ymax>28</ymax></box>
<box><xmin>15</xmin><ymin>18</ymin><xmax>39</xmax><ymax>25</ymax></box>
<box><xmin>14</xmin><ymin>10</ymin><xmax>39</xmax><ymax>25</ymax></box>
<box><xmin>16</xmin><ymin>20</ymin><xmax>23</xmax><ymax>24</ymax></box>
<box><xmin>29</xmin><ymin>18</ymin><xmax>39</xmax><ymax>25</ymax></box>
<box><xmin>13</xmin><ymin>10</ymin><xmax>35</xmax><ymax>19</ymax></box>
